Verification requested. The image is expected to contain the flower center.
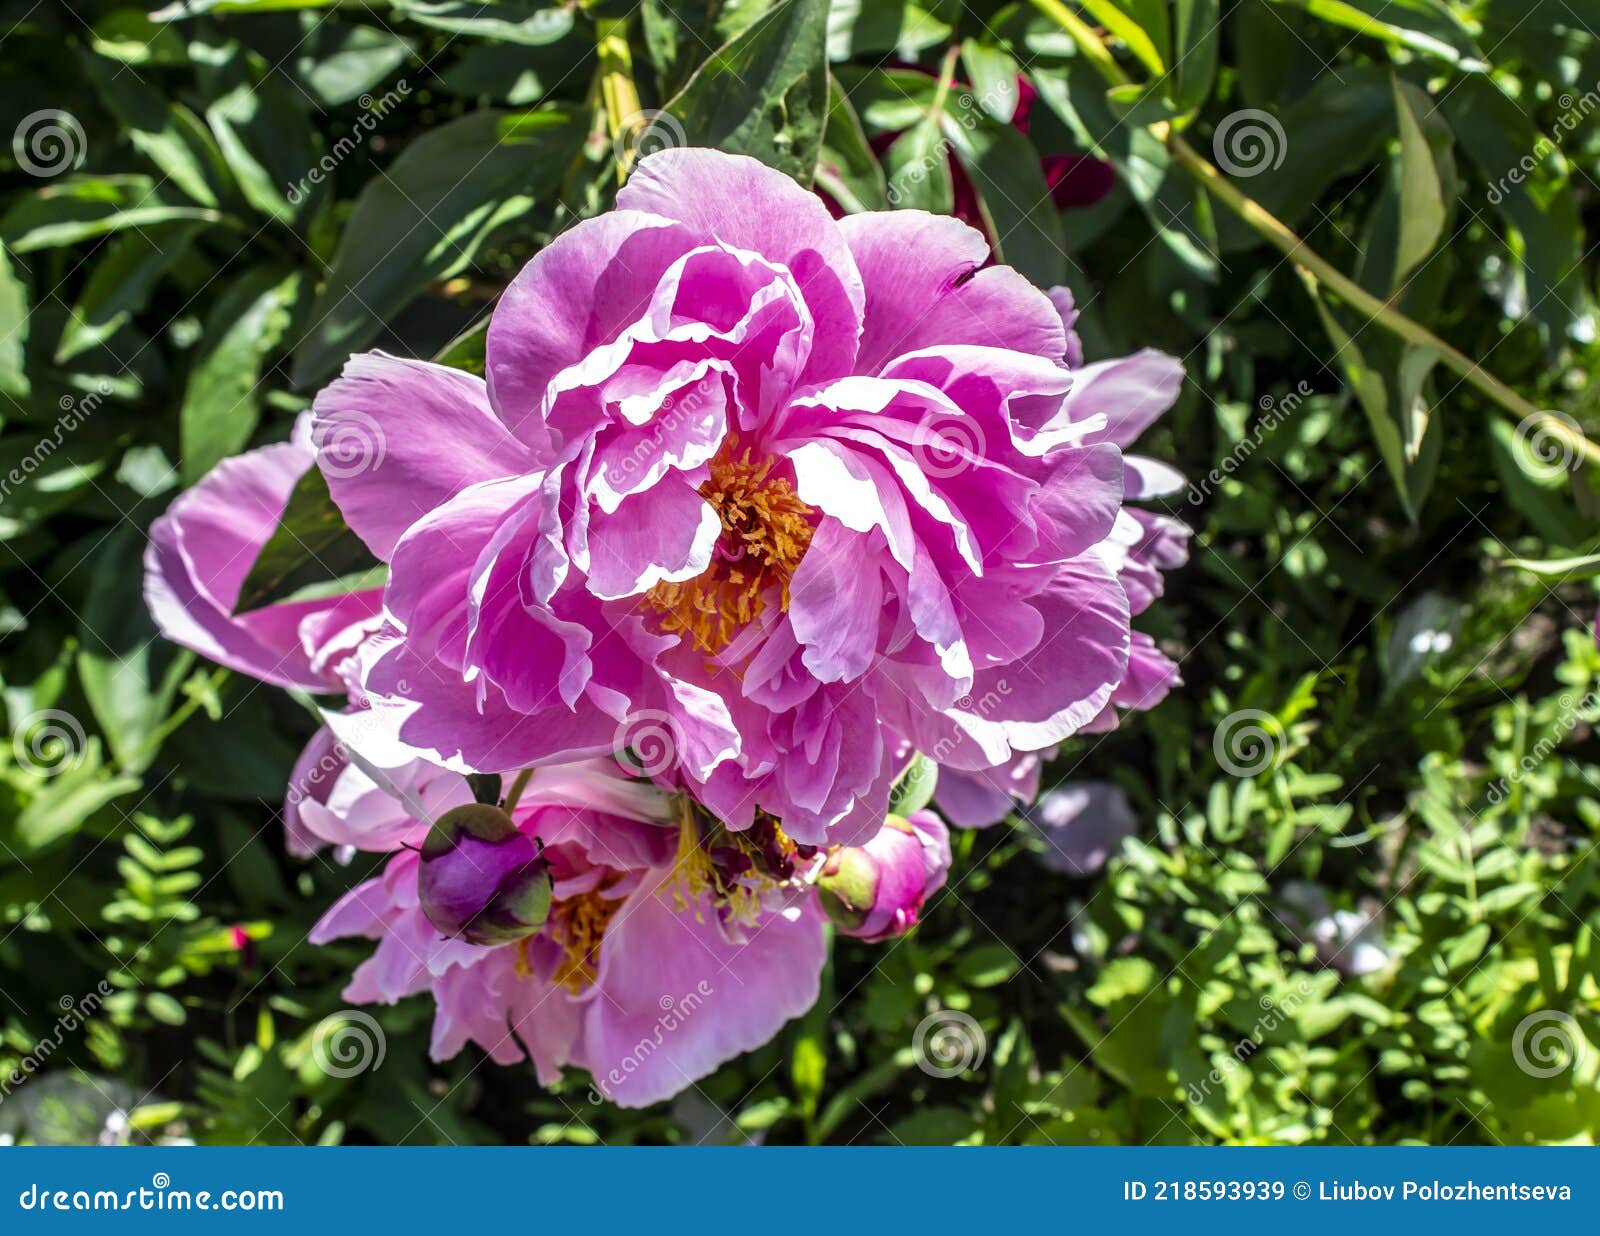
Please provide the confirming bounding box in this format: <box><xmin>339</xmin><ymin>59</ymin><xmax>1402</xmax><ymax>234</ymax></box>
<box><xmin>547</xmin><ymin>887</ymin><xmax>622</xmax><ymax>993</ymax></box>
<box><xmin>645</xmin><ymin>444</ymin><xmax>814</xmax><ymax>653</ymax></box>
<box><xmin>671</xmin><ymin>804</ymin><xmax>815</xmax><ymax>925</ymax></box>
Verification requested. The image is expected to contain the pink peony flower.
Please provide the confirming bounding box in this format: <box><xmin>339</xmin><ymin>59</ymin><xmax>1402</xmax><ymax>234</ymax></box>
<box><xmin>309</xmin><ymin>758</ymin><xmax>826</xmax><ymax>1107</ymax></box>
<box><xmin>309</xmin><ymin>147</ymin><xmax>1175</xmax><ymax>847</ymax></box>
<box><xmin>816</xmin><ymin>808</ymin><xmax>950</xmax><ymax>941</ymax></box>
<box><xmin>144</xmin><ymin>416</ymin><xmax>383</xmax><ymax>693</ymax></box>
<box><xmin>282</xmin><ymin>725</ymin><xmax>472</xmax><ymax>859</ymax></box>
<box><xmin>933</xmin><ymin>292</ymin><xmax>1189</xmax><ymax>826</ymax></box>
<box><xmin>1027</xmin><ymin>779</ymin><xmax>1137</xmax><ymax>877</ymax></box>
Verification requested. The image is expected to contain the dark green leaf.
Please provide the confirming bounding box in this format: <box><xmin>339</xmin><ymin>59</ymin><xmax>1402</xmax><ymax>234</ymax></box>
<box><xmin>0</xmin><ymin>176</ymin><xmax>222</xmax><ymax>253</ymax></box>
<box><xmin>57</xmin><ymin>226</ymin><xmax>202</xmax><ymax>363</ymax></box>
<box><xmin>291</xmin><ymin>105</ymin><xmax>585</xmax><ymax>388</ymax></box>
<box><xmin>660</xmin><ymin>0</ymin><xmax>830</xmax><ymax>184</ymax></box>
<box><xmin>232</xmin><ymin>465</ymin><xmax>378</xmax><ymax>615</ymax></box>
<box><xmin>180</xmin><ymin>265</ymin><xmax>300</xmax><ymax>484</ymax></box>
<box><xmin>0</xmin><ymin>244</ymin><xmax>29</xmax><ymax>398</ymax></box>
<box><xmin>817</xmin><ymin>76</ymin><xmax>888</xmax><ymax>213</ymax></box>
<box><xmin>940</xmin><ymin>102</ymin><xmax>1067</xmax><ymax>287</ymax></box>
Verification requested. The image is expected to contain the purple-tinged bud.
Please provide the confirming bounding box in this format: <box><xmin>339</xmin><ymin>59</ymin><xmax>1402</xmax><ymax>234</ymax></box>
<box><xmin>418</xmin><ymin>803</ymin><xmax>552</xmax><ymax>946</ymax></box>
<box><xmin>816</xmin><ymin>810</ymin><xmax>951</xmax><ymax>942</ymax></box>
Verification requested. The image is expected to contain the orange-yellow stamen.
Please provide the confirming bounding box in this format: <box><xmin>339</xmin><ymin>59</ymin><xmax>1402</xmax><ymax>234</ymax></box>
<box><xmin>547</xmin><ymin>887</ymin><xmax>622</xmax><ymax>993</ymax></box>
<box><xmin>646</xmin><ymin>445</ymin><xmax>814</xmax><ymax>652</ymax></box>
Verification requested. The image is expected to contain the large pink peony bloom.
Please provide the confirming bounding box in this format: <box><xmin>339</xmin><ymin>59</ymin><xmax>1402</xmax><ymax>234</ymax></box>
<box><xmin>934</xmin><ymin>291</ymin><xmax>1189</xmax><ymax>828</ymax></box>
<box><xmin>144</xmin><ymin>416</ymin><xmax>383</xmax><ymax>693</ymax></box>
<box><xmin>310</xmin><ymin>147</ymin><xmax>1174</xmax><ymax>847</ymax></box>
<box><xmin>306</xmin><ymin>758</ymin><xmax>826</xmax><ymax>1107</ymax></box>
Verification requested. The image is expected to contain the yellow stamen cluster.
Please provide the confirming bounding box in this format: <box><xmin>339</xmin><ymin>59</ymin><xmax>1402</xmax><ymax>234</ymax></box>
<box><xmin>547</xmin><ymin>887</ymin><xmax>622</xmax><ymax>993</ymax></box>
<box><xmin>670</xmin><ymin>804</ymin><xmax>805</xmax><ymax>926</ymax></box>
<box><xmin>646</xmin><ymin>445</ymin><xmax>814</xmax><ymax>653</ymax></box>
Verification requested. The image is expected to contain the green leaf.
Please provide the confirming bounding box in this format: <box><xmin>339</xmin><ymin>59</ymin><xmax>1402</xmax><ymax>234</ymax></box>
<box><xmin>81</xmin><ymin>49</ymin><xmax>225</xmax><ymax>207</ymax></box>
<box><xmin>232</xmin><ymin>466</ymin><xmax>378</xmax><ymax>615</ymax></box>
<box><xmin>77</xmin><ymin>526</ymin><xmax>195</xmax><ymax>774</ymax></box>
<box><xmin>1305</xmin><ymin>274</ymin><xmax>1440</xmax><ymax>521</ymax></box>
<box><xmin>884</xmin><ymin>116</ymin><xmax>953</xmax><ymax>214</ymax></box>
<box><xmin>1504</xmin><ymin>551</ymin><xmax>1600</xmax><ymax>579</ymax></box>
<box><xmin>817</xmin><ymin>76</ymin><xmax>888</xmax><ymax>213</ymax></box>
<box><xmin>180</xmin><ymin>265</ymin><xmax>300</xmax><ymax>484</ymax></box>
<box><xmin>959</xmin><ymin>39</ymin><xmax>1020</xmax><ymax>122</ymax></box>
<box><xmin>1441</xmin><ymin>75</ymin><xmax>1593</xmax><ymax>341</ymax></box>
<box><xmin>0</xmin><ymin>176</ymin><xmax>221</xmax><ymax>253</ymax></box>
<box><xmin>939</xmin><ymin>103</ymin><xmax>1067</xmax><ymax>287</ymax></box>
<box><xmin>291</xmin><ymin>105</ymin><xmax>585</xmax><ymax>388</ymax></box>
<box><xmin>1170</xmin><ymin>0</ymin><xmax>1221</xmax><ymax>118</ymax></box>
<box><xmin>1030</xmin><ymin>66</ymin><xmax>1218</xmax><ymax>279</ymax></box>
<box><xmin>1268</xmin><ymin>0</ymin><xmax>1485</xmax><ymax>67</ymax></box>
<box><xmin>1488</xmin><ymin>416</ymin><xmax>1593</xmax><ymax>545</ymax></box>
<box><xmin>293</xmin><ymin>19</ymin><xmax>414</xmax><ymax>107</ymax></box>
<box><xmin>1212</xmin><ymin>66</ymin><xmax>1394</xmax><ymax>251</ymax></box>
<box><xmin>660</xmin><ymin>0</ymin><xmax>830</xmax><ymax>184</ymax></box>
<box><xmin>56</xmin><ymin>225</ymin><xmax>201</xmax><ymax>363</ymax></box>
<box><xmin>206</xmin><ymin>80</ymin><xmax>320</xmax><ymax>225</ymax></box>
<box><xmin>1390</xmin><ymin>78</ymin><xmax>1447</xmax><ymax>288</ymax></box>
<box><xmin>440</xmin><ymin>43</ymin><xmax>575</xmax><ymax>105</ymax></box>
<box><xmin>14</xmin><ymin>745</ymin><xmax>141</xmax><ymax>852</ymax></box>
<box><xmin>390</xmin><ymin>0</ymin><xmax>575</xmax><ymax>46</ymax></box>
<box><xmin>0</xmin><ymin>244</ymin><xmax>29</xmax><ymax>398</ymax></box>
<box><xmin>827</xmin><ymin>0</ymin><xmax>958</xmax><ymax>60</ymax></box>
<box><xmin>1079</xmin><ymin>0</ymin><xmax>1168</xmax><ymax>75</ymax></box>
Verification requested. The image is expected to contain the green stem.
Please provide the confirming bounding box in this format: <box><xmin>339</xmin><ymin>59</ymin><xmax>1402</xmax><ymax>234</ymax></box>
<box><xmin>597</xmin><ymin>16</ymin><xmax>643</xmax><ymax>182</ymax></box>
<box><xmin>502</xmin><ymin>768</ymin><xmax>535</xmax><ymax>815</ymax></box>
<box><xmin>1031</xmin><ymin>0</ymin><xmax>1600</xmax><ymax>467</ymax></box>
